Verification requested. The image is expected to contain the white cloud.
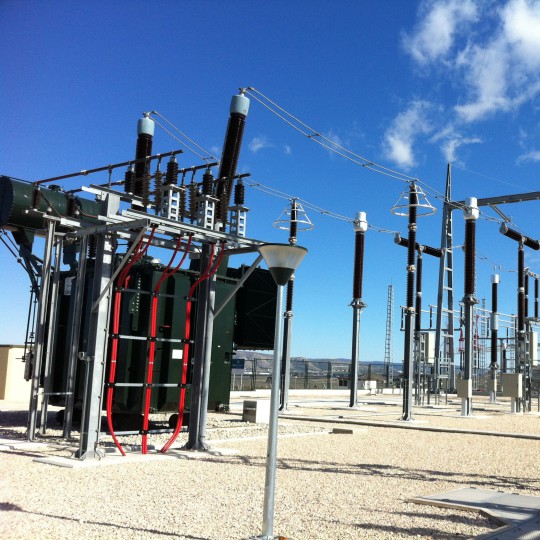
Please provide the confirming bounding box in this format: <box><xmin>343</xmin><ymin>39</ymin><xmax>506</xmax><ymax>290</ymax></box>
<box><xmin>403</xmin><ymin>0</ymin><xmax>478</xmax><ymax>65</ymax></box>
<box><xmin>283</xmin><ymin>144</ymin><xmax>292</xmax><ymax>155</ymax></box>
<box><xmin>248</xmin><ymin>135</ymin><xmax>273</xmax><ymax>153</ymax></box>
<box><xmin>407</xmin><ymin>0</ymin><xmax>540</xmax><ymax>124</ymax></box>
<box><xmin>517</xmin><ymin>150</ymin><xmax>540</xmax><ymax>163</ymax></box>
<box><xmin>382</xmin><ymin>101</ymin><xmax>433</xmax><ymax>169</ymax></box>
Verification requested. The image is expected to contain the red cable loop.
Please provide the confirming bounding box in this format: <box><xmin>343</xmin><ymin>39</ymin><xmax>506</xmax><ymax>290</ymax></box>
<box><xmin>106</xmin><ymin>226</ymin><xmax>156</xmax><ymax>456</ymax></box>
<box><xmin>161</xmin><ymin>242</ymin><xmax>226</xmax><ymax>453</ymax></box>
<box><xmin>141</xmin><ymin>234</ymin><xmax>193</xmax><ymax>454</ymax></box>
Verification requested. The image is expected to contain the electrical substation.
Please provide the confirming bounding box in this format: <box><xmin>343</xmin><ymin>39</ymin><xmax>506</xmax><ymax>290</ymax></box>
<box><xmin>3</xmin><ymin>87</ymin><xmax>540</xmax><ymax>538</ymax></box>
<box><xmin>2</xmin><ymin>87</ymin><xmax>540</xmax><ymax>464</ymax></box>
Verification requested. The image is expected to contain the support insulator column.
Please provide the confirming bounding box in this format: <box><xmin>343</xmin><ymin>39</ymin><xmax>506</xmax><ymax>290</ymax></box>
<box><xmin>490</xmin><ymin>274</ymin><xmax>499</xmax><ymax>403</ymax></box>
<box><xmin>461</xmin><ymin>197</ymin><xmax>479</xmax><ymax>417</ymax></box>
<box><xmin>402</xmin><ymin>185</ymin><xmax>418</xmax><ymax>421</ymax></box>
<box><xmin>350</xmin><ymin>212</ymin><xmax>368</xmax><ymax>408</ymax></box>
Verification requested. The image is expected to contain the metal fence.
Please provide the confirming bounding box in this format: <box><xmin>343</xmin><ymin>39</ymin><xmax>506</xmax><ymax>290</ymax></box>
<box><xmin>230</xmin><ymin>358</ymin><xmax>384</xmax><ymax>391</ymax></box>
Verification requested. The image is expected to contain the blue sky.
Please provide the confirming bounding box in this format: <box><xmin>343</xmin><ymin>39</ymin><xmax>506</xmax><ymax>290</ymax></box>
<box><xmin>2</xmin><ymin>0</ymin><xmax>540</xmax><ymax>363</ymax></box>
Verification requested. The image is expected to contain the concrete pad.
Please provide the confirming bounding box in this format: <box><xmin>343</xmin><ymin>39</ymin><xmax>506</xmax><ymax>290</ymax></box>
<box><xmin>410</xmin><ymin>487</ymin><xmax>540</xmax><ymax>538</ymax></box>
<box><xmin>0</xmin><ymin>437</ymin><xmax>50</xmax><ymax>451</ymax></box>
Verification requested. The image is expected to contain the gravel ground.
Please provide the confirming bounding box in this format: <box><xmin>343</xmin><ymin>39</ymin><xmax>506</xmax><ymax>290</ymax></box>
<box><xmin>1</xmin><ymin>393</ymin><xmax>539</xmax><ymax>539</ymax></box>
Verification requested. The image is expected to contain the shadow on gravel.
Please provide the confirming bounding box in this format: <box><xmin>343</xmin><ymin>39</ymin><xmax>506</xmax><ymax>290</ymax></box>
<box><xmin>186</xmin><ymin>453</ymin><xmax>540</xmax><ymax>493</ymax></box>
<box><xmin>0</xmin><ymin>502</ymin><xmax>209</xmax><ymax>539</ymax></box>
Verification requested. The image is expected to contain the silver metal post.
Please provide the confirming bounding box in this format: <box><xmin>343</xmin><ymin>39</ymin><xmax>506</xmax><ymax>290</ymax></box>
<box><xmin>39</xmin><ymin>234</ymin><xmax>63</xmax><ymax>434</ymax></box>
<box><xmin>27</xmin><ymin>219</ymin><xmax>56</xmax><ymax>441</ymax></box>
<box><xmin>260</xmin><ymin>284</ymin><xmax>284</xmax><ymax>540</ymax></box>
<box><xmin>75</xmin><ymin>232</ymin><xmax>114</xmax><ymax>459</ymax></box>
<box><xmin>63</xmin><ymin>236</ymin><xmax>89</xmax><ymax>438</ymax></box>
<box><xmin>198</xmin><ymin>272</ymin><xmax>217</xmax><ymax>449</ymax></box>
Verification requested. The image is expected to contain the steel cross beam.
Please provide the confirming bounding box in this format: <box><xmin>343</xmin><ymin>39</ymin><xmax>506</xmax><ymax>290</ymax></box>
<box><xmin>454</xmin><ymin>191</ymin><xmax>540</xmax><ymax>207</ymax></box>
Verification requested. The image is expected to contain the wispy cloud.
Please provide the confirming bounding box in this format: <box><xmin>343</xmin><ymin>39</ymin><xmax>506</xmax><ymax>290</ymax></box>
<box><xmin>431</xmin><ymin>127</ymin><xmax>482</xmax><ymax>163</ymax></box>
<box><xmin>517</xmin><ymin>150</ymin><xmax>540</xmax><ymax>164</ymax></box>
<box><xmin>283</xmin><ymin>144</ymin><xmax>292</xmax><ymax>155</ymax></box>
<box><xmin>402</xmin><ymin>0</ymin><xmax>478</xmax><ymax>65</ymax></box>
<box><xmin>405</xmin><ymin>0</ymin><xmax>540</xmax><ymax>123</ymax></box>
<box><xmin>382</xmin><ymin>101</ymin><xmax>433</xmax><ymax>169</ymax></box>
<box><xmin>248</xmin><ymin>135</ymin><xmax>273</xmax><ymax>153</ymax></box>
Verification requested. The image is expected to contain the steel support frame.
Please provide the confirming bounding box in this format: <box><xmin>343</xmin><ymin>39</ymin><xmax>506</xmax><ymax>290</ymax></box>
<box><xmin>75</xmin><ymin>231</ymin><xmax>114</xmax><ymax>459</ymax></box>
<box><xmin>27</xmin><ymin>219</ymin><xmax>57</xmax><ymax>441</ymax></box>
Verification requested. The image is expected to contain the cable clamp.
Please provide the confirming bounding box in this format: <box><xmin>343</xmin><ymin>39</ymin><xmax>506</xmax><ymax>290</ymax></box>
<box><xmin>148</xmin><ymin>336</ymin><xmax>157</xmax><ymax>343</ymax></box>
<box><xmin>184</xmin><ymin>296</ymin><xmax>197</xmax><ymax>302</ymax></box>
<box><xmin>180</xmin><ymin>339</ymin><xmax>194</xmax><ymax>344</ymax></box>
<box><xmin>407</xmin><ymin>264</ymin><xmax>416</xmax><ymax>272</ymax></box>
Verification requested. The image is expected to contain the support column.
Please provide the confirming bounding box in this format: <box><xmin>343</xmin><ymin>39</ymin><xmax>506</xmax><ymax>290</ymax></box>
<box><xmin>75</xmin><ymin>232</ymin><xmax>114</xmax><ymax>459</ymax></box>
<box><xmin>489</xmin><ymin>274</ymin><xmax>499</xmax><ymax>404</ymax></box>
<box><xmin>186</xmin><ymin>244</ymin><xmax>212</xmax><ymax>450</ymax></box>
<box><xmin>402</xmin><ymin>185</ymin><xmax>418</xmax><ymax>421</ymax></box>
<box><xmin>461</xmin><ymin>198</ymin><xmax>479</xmax><ymax>417</ymax></box>
<box><xmin>27</xmin><ymin>219</ymin><xmax>56</xmax><ymax>441</ymax></box>
<box><xmin>350</xmin><ymin>212</ymin><xmax>367</xmax><ymax>408</ymax></box>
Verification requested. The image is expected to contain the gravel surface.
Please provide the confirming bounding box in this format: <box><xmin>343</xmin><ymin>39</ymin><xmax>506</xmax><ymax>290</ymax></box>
<box><xmin>2</xmin><ymin>393</ymin><xmax>539</xmax><ymax>539</ymax></box>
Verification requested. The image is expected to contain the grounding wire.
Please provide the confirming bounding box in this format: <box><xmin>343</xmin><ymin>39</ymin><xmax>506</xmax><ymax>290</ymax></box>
<box><xmin>150</xmin><ymin>117</ymin><xmax>213</xmax><ymax>163</ymax></box>
<box><xmin>149</xmin><ymin>111</ymin><xmax>219</xmax><ymax>163</ymax></box>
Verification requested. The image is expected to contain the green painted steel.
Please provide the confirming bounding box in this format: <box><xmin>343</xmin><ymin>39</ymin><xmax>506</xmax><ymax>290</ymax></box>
<box><xmin>0</xmin><ymin>176</ymin><xmax>101</xmax><ymax>233</ymax></box>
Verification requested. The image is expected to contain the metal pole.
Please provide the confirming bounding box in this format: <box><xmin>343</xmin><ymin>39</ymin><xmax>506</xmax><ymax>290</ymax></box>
<box><xmin>63</xmin><ymin>236</ymin><xmax>89</xmax><ymax>438</ymax></box>
<box><xmin>75</xmin><ymin>231</ymin><xmax>114</xmax><ymax>459</ymax></box>
<box><xmin>402</xmin><ymin>185</ymin><xmax>418</xmax><ymax>421</ymax></box>
<box><xmin>186</xmin><ymin>245</ymin><xmax>211</xmax><ymax>450</ymax></box>
<box><xmin>27</xmin><ymin>219</ymin><xmax>56</xmax><ymax>441</ymax></box>
<box><xmin>350</xmin><ymin>212</ymin><xmax>367</xmax><ymax>407</ymax></box>
<box><xmin>39</xmin><ymin>235</ymin><xmax>63</xmax><ymax>434</ymax></box>
<box><xmin>260</xmin><ymin>283</ymin><xmax>284</xmax><ymax>540</ymax></box>
<box><xmin>461</xmin><ymin>198</ymin><xmax>479</xmax><ymax>416</ymax></box>
<box><xmin>198</xmin><ymin>271</ymin><xmax>217</xmax><ymax>450</ymax></box>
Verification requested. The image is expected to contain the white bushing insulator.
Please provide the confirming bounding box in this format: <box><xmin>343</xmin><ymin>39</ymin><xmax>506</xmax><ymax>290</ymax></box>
<box><xmin>492</xmin><ymin>274</ymin><xmax>500</xmax><ymax>284</ymax></box>
<box><xmin>230</xmin><ymin>94</ymin><xmax>250</xmax><ymax>117</ymax></box>
<box><xmin>138</xmin><ymin>116</ymin><xmax>155</xmax><ymax>137</ymax></box>
<box><xmin>463</xmin><ymin>197</ymin><xmax>479</xmax><ymax>221</ymax></box>
<box><xmin>353</xmin><ymin>211</ymin><xmax>368</xmax><ymax>233</ymax></box>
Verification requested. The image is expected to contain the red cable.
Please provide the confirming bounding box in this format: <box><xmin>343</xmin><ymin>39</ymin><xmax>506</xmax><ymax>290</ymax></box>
<box><xmin>141</xmin><ymin>234</ymin><xmax>193</xmax><ymax>453</ymax></box>
<box><xmin>160</xmin><ymin>242</ymin><xmax>226</xmax><ymax>453</ymax></box>
<box><xmin>106</xmin><ymin>227</ymin><xmax>156</xmax><ymax>456</ymax></box>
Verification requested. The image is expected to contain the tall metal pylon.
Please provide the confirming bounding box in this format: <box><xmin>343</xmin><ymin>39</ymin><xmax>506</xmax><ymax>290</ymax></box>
<box><xmin>434</xmin><ymin>164</ymin><xmax>456</xmax><ymax>400</ymax></box>
<box><xmin>384</xmin><ymin>285</ymin><xmax>394</xmax><ymax>387</ymax></box>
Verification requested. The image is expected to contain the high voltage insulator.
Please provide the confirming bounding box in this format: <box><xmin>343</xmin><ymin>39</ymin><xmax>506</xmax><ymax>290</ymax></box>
<box><xmin>154</xmin><ymin>169</ymin><xmax>163</xmax><ymax>213</ymax></box>
<box><xmin>88</xmin><ymin>235</ymin><xmax>97</xmax><ymax>259</ymax></box>
<box><xmin>179</xmin><ymin>186</ymin><xmax>187</xmax><ymax>220</ymax></box>
<box><xmin>134</xmin><ymin>115</ymin><xmax>154</xmax><ymax>200</ymax></box>
<box><xmin>219</xmin><ymin>190</ymin><xmax>228</xmax><ymax>224</ymax></box>
<box><xmin>165</xmin><ymin>156</ymin><xmax>179</xmax><ymax>185</ymax></box>
<box><xmin>141</xmin><ymin>172</ymin><xmax>151</xmax><ymax>207</ymax></box>
<box><xmin>216</xmin><ymin>93</ymin><xmax>250</xmax><ymax>206</ymax></box>
<box><xmin>202</xmin><ymin>168</ymin><xmax>214</xmax><ymax>196</ymax></box>
<box><xmin>124</xmin><ymin>166</ymin><xmax>135</xmax><ymax>194</ymax></box>
<box><xmin>500</xmin><ymin>223</ymin><xmax>540</xmax><ymax>250</ymax></box>
<box><xmin>234</xmin><ymin>180</ymin><xmax>245</xmax><ymax>205</ymax></box>
<box><xmin>188</xmin><ymin>180</ymin><xmax>197</xmax><ymax>222</ymax></box>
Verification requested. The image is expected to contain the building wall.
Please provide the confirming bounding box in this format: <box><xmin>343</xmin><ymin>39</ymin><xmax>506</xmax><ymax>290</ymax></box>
<box><xmin>0</xmin><ymin>345</ymin><xmax>29</xmax><ymax>401</ymax></box>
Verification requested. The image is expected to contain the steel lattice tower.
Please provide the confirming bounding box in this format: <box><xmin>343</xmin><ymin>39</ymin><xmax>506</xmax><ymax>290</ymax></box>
<box><xmin>384</xmin><ymin>284</ymin><xmax>394</xmax><ymax>387</ymax></box>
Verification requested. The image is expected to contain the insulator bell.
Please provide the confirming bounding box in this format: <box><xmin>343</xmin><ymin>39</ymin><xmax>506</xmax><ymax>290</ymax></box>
<box><xmin>88</xmin><ymin>235</ymin><xmax>97</xmax><ymax>259</ymax></box>
<box><xmin>124</xmin><ymin>167</ymin><xmax>136</xmax><ymax>194</ymax></box>
<box><xmin>179</xmin><ymin>187</ymin><xmax>187</xmax><ymax>220</ymax></box>
<box><xmin>219</xmin><ymin>190</ymin><xmax>228</xmax><ymax>224</ymax></box>
<box><xmin>188</xmin><ymin>181</ymin><xmax>197</xmax><ymax>222</ymax></box>
<box><xmin>234</xmin><ymin>181</ymin><xmax>245</xmax><ymax>205</ymax></box>
<box><xmin>165</xmin><ymin>158</ymin><xmax>179</xmax><ymax>185</ymax></box>
<box><xmin>202</xmin><ymin>169</ymin><xmax>214</xmax><ymax>196</ymax></box>
<box><xmin>154</xmin><ymin>170</ymin><xmax>163</xmax><ymax>213</ymax></box>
